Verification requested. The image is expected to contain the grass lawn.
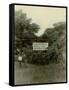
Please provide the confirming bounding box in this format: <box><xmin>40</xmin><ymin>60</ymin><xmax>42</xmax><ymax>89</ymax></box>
<box><xmin>14</xmin><ymin>60</ymin><xmax>66</xmax><ymax>85</ymax></box>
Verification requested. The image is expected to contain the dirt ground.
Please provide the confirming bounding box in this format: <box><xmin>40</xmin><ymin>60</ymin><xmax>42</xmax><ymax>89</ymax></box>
<box><xmin>14</xmin><ymin>61</ymin><xmax>66</xmax><ymax>85</ymax></box>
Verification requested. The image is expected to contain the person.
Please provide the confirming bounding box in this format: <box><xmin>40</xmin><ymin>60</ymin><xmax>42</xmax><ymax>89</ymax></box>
<box><xmin>18</xmin><ymin>53</ymin><xmax>22</xmax><ymax>68</ymax></box>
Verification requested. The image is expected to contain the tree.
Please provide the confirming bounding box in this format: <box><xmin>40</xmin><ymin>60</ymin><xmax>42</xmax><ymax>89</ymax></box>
<box><xmin>40</xmin><ymin>22</ymin><xmax>66</xmax><ymax>64</ymax></box>
<box><xmin>15</xmin><ymin>10</ymin><xmax>40</xmax><ymax>51</ymax></box>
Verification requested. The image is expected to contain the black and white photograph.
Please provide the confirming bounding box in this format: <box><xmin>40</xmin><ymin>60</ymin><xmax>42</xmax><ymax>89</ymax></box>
<box><xmin>9</xmin><ymin>4</ymin><xmax>67</xmax><ymax>86</ymax></box>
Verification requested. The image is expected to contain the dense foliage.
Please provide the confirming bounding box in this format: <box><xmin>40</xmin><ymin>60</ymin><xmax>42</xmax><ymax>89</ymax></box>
<box><xmin>15</xmin><ymin>10</ymin><xmax>66</xmax><ymax>65</ymax></box>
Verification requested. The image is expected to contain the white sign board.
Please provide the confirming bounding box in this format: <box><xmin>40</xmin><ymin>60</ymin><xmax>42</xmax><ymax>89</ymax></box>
<box><xmin>32</xmin><ymin>42</ymin><xmax>48</xmax><ymax>51</ymax></box>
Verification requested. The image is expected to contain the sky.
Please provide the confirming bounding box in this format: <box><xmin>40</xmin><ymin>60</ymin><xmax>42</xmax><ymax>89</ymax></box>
<box><xmin>15</xmin><ymin>5</ymin><xmax>66</xmax><ymax>36</ymax></box>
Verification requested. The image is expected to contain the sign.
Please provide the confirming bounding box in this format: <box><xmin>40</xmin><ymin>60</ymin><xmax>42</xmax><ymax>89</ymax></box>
<box><xmin>32</xmin><ymin>42</ymin><xmax>48</xmax><ymax>51</ymax></box>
